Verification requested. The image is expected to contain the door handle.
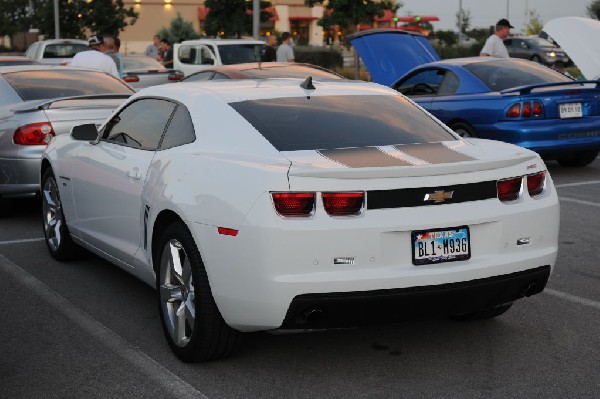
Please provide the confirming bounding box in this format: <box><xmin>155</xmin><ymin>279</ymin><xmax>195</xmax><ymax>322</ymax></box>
<box><xmin>127</xmin><ymin>168</ymin><xmax>142</xmax><ymax>180</ymax></box>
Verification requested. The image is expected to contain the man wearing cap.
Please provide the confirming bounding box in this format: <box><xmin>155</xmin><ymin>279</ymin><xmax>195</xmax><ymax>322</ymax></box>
<box><xmin>69</xmin><ymin>34</ymin><xmax>119</xmax><ymax>78</ymax></box>
<box><xmin>480</xmin><ymin>19</ymin><xmax>513</xmax><ymax>58</ymax></box>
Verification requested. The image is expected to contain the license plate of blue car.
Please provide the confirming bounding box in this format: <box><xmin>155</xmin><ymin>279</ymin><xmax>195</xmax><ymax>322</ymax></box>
<box><xmin>411</xmin><ymin>226</ymin><xmax>471</xmax><ymax>265</ymax></box>
<box><xmin>559</xmin><ymin>102</ymin><xmax>582</xmax><ymax>119</ymax></box>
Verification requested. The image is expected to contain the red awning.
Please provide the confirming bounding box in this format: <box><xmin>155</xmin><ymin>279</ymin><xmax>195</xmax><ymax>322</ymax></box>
<box><xmin>198</xmin><ymin>6</ymin><xmax>208</xmax><ymax>21</ymax></box>
<box><xmin>374</xmin><ymin>9</ymin><xmax>395</xmax><ymax>22</ymax></box>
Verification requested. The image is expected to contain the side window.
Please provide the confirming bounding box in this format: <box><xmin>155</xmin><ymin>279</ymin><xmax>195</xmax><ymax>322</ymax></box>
<box><xmin>200</xmin><ymin>46</ymin><xmax>216</xmax><ymax>65</ymax></box>
<box><xmin>159</xmin><ymin>105</ymin><xmax>196</xmax><ymax>150</ymax></box>
<box><xmin>103</xmin><ymin>99</ymin><xmax>176</xmax><ymax>150</ymax></box>
<box><xmin>211</xmin><ymin>72</ymin><xmax>229</xmax><ymax>80</ymax></box>
<box><xmin>437</xmin><ymin>71</ymin><xmax>460</xmax><ymax>96</ymax></box>
<box><xmin>25</xmin><ymin>43</ymin><xmax>38</xmax><ymax>59</ymax></box>
<box><xmin>185</xmin><ymin>71</ymin><xmax>215</xmax><ymax>82</ymax></box>
<box><xmin>394</xmin><ymin>69</ymin><xmax>443</xmax><ymax>97</ymax></box>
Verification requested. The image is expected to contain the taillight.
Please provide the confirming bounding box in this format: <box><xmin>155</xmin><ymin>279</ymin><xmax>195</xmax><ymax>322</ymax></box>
<box><xmin>123</xmin><ymin>75</ymin><xmax>140</xmax><ymax>83</ymax></box>
<box><xmin>522</xmin><ymin>102</ymin><xmax>532</xmax><ymax>117</ymax></box>
<box><xmin>271</xmin><ymin>192</ymin><xmax>315</xmax><ymax>217</ymax></box>
<box><xmin>13</xmin><ymin>122</ymin><xmax>55</xmax><ymax>145</ymax></box>
<box><xmin>532</xmin><ymin>101</ymin><xmax>543</xmax><ymax>116</ymax></box>
<box><xmin>168</xmin><ymin>73</ymin><xmax>184</xmax><ymax>81</ymax></box>
<box><xmin>322</xmin><ymin>192</ymin><xmax>364</xmax><ymax>216</ymax></box>
<box><xmin>527</xmin><ymin>172</ymin><xmax>546</xmax><ymax>197</ymax></box>
<box><xmin>497</xmin><ymin>177</ymin><xmax>522</xmax><ymax>202</ymax></box>
<box><xmin>506</xmin><ymin>103</ymin><xmax>521</xmax><ymax>118</ymax></box>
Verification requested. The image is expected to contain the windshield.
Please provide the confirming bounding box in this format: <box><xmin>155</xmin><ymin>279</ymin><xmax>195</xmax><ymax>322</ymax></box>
<box><xmin>230</xmin><ymin>94</ymin><xmax>456</xmax><ymax>151</ymax></box>
<box><xmin>242</xmin><ymin>65</ymin><xmax>343</xmax><ymax>80</ymax></box>
<box><xmin>4</xmin><ymin>69</ymin><xmax>134</xmax><ymax>100</ymax></box>
<box><xmin>464</xmin><ymin>60</ymin><xmax>571</xmax><ymax>92</ymax></box>
<box><xmin>526</xmin><ymin>38</ymin><xmax>557</xmax><ymax>48</ymax></box>
<box><xmin>219</xmin><ymin>44</ymin><xmax>264</xmax><ymax>65</ymax></box>
<box><xmin>123</xmin><ymin>57</ymin><xmax>165</xmax><ymax>71</ymax></box>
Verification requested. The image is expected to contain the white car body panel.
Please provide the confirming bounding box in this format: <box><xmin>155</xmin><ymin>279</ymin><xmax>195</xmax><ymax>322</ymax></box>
<box><xmin>544</xmin><ymin>17</ymin><xmax>600</xmax><ymax>79</ymax></box>
<box><xmin>43</xmin><ymin>79</ymin><xmax>560</xmax><ymax>332</ymax></box>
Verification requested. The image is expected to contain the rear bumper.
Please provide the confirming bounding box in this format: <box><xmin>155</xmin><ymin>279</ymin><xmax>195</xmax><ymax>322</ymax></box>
<box><xmin>0</xmin><ymin>158</ymin><xmax>41</xmax><ymax>196</ymax></box>
<box><xmin>281</xmin><ymin>265</ymin><xmax>550</xmax><ymax>329</ymax></box>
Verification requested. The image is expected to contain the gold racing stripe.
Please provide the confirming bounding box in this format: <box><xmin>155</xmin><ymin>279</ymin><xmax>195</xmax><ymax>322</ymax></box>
<box><xmin>394</xmin><ymin>142</ymin><xmax>475</xmax><ymax>164</ymax></box>
<box><xmin>318</xmin><ymin>147</ymin><xmax>414</xmax><ymax>168</ymax></box>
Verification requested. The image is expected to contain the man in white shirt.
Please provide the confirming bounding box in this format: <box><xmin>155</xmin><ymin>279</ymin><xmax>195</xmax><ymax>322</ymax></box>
<box><xmin>276</xmin><ymin>32</ymin><xmax>295</xmax><ymax>63</ymax></box>
<box><xmin>69</xmin><ymin>34</ymin><xmax>119</xmax><ymax>78</ymax></box>
<box><xmin>480</xmin><ymin>19</ymin><xmax>513</xmax><ymax>58</ymax></box>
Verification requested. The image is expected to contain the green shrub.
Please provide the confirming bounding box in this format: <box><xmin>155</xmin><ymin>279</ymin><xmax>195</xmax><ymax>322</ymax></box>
<box><xmin>294</xmin><ymin>46</ymin><xmax>343</xmax><ymax>70</ymax></box>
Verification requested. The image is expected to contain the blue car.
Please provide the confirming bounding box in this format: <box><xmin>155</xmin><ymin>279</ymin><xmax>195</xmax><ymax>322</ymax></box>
<box><xmin>349</xmin><ymin>29</ymin><xmax>600</xmax><ymax>167</ymax></box>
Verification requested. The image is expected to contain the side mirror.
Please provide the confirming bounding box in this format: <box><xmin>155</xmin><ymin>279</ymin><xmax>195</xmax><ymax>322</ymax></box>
<box><xmin>71</xmin><ymin>123</ymin><xmax>98</xmax><ymax>141</ymax></box>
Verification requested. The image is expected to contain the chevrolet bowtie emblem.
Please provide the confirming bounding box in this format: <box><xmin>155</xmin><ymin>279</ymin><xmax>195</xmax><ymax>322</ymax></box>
<box><xmin>424</xmin><ymin>190</ymin><xmax>454</xmax><ymax>203</ymax></box>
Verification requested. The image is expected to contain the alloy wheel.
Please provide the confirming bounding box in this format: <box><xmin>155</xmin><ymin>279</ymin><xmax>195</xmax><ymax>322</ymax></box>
<box><xmin>42</xmin><ymin>176</ymin><xmax>63</xmax><ymax>252</ymax></box>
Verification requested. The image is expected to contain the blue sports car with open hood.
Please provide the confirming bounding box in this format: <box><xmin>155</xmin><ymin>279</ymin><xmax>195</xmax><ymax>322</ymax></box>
<box><xmin>349</xmin><ymin>29</ymin><xmax>600</xmax><ymax>167</ymax></box>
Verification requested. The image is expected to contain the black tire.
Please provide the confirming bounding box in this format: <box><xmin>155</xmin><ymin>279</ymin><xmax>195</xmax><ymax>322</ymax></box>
<box><xmin>451</xmin><ymin>303</ymin><xmax>513</xmax><ymax>321</ymax></box>
<box><xmin>557</xmin><ymin>151</ymin><xmax>598</xmax><ymax>167</ymax></box>
<box><xmin>531</xmin><ymin>55</ymin><xmax>541</xmax><ymax>63</ymax></box>
<box><xmin>156</xmin><ymin>221</ymin><xmax>242</xmax><ymax>362</ymax></box>
<box><xmin>41</xmin><ymin>168</ymin><xmax>80</xmax><ymax>261</ymax></box>
<box><xmin>450</xmin><ymin>122</ymin><xmax>477</xmax><ymax>138</ymax></box>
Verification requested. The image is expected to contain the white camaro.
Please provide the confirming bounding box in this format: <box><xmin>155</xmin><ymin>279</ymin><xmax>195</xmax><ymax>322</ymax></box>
<box><xmin>41</xmin><ymin>79</ymin><xmax>559</xmax><ymax>362</ymax></box>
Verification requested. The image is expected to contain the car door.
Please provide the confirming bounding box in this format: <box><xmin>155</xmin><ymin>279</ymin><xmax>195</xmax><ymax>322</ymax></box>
<box><xmin>427</xmin><ymin>69</ymin><xmax>462</xmax><ymax>123</ymax></box>
<box><xmin>71</xmin><ymin>98</ymin><xmax>177</xmax><ymax>266</ymax></box>
<box><xmin>393</xmin><ymin>68</ymin><xmax>445</xmax><ymax>109</ymax></box>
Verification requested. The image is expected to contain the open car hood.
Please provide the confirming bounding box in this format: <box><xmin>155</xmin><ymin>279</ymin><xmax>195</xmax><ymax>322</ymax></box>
<box><xmin>348</xmin><ymin>29</ymin><xmax>440</xmax><ymax>86</ymax></box>
<box><xmin>543</xmin><ymin>17</ymin><xmax>600</xmax><ymax>79</ymax></box>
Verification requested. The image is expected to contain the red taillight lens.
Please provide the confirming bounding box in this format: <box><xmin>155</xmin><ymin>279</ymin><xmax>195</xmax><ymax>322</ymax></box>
<box><xmin>532</xmin><ymin>100</ymin><xmax>543</xmax><ymax>117</ymax></box>
<box><xmin>527</xmin><ymin>172</ymin><xmax>546</xmax><ymax>197</ymax></box>
<box><xmin>497</xmin><ymin>177</ymin><xmax>522</xmax><ymax>202</ymax></box>
<box><xmin>217</xmin><ymin>227</ymin><xmax>238</xmax><ymax>236</ymax></box>
<box><xmin>506</xmin><ymin>103</ymin><xmax>521</xmax><ymax>118</ymax></box>
<box><xmin>522</xmin><ymin>102</ymin><xmax>532</xmax><ymax>117</ymax></box>
<box><xmin>13</xmin><ymin>122</ymin><xmax>55</xmax><ymax>145</ymax></box>
<box><xmin>123</xmin><ymin>75</ymin><xmax>140</xmax><ymax>83</ymax></box>
<box><xmin>322</xmin><ymin>192</ymin><xmax>364</xmax><ymax>216</ymax></box>
<box><xmin>168</xmin><ymin>73</ymin><xmax>184</xmax><ymax>81</ymax></box>
<box><xmin>271</xmin><ymin>192</ymin><xmax>315</xmax><ymax>217</ymax></box>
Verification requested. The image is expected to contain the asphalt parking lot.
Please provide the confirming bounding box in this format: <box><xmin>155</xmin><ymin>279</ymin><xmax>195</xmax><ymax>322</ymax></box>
<box><xmin>0</xmin><ymin>158</ymin><xmax>599</xmax><ymax>399</ymax></box>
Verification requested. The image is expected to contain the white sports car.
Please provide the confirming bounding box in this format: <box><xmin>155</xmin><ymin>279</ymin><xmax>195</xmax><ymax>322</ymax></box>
<box><xmin>41</xmin><ymin>78</ymin><xmax>559</xmax><ymax>362</ymax></box>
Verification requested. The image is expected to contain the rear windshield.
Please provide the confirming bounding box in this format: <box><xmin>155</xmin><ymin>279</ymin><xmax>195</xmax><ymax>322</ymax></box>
<box><xmin>0</xmin><ymin>60</ymin><xmax>37</xmax><ymax>66</ymax></box>
<box><xmin>242</xmin><ymin>65</ymin><xmax>342</xmax><ymax>80</ymax></box>
<box><xmin>123</xmin><ymin>57</ymin><xmax>164</xmax><ymax>71</ymax></box>
<box><xmin>43</xmin><ymin>43</ymin><xmax>89</xmax><ymax>58</ymax></box>
<box><xmin>464</xmin><ymin>60</ymin><xmax>570</xmax><ymax>92</ymax></box>
<box><xmin>4</xmin><ymin>70</ymin><xmax>134</xmax><ymax>101</ymax></box>
<box><xmin>219</xmin><ymin>44</ymin><xmax>264</xmax><ymax>65</ymax></box>
<box><xmin>230</xmin><ymin>95</ymin><xmax>456</xmax><ymax>151</ymax></box>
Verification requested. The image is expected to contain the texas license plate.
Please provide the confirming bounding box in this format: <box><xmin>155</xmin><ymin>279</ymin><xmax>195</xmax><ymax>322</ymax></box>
<box><xmin>559</xmin><ymin>102</ymin><xmax>582</xmax><ymax>119</ymax></box>
<box><xmin>411</xmin><ymin>226</ymin><xmax>471</xmax><ymax>265</ymax></box>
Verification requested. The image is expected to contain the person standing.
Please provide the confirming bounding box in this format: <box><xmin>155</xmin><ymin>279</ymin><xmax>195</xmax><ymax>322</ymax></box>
<box><xmin>103</xmin><ymin>35</ymin><xmax>123</xmax><ymax>78</ymax></box>
<box><xmin>480</xmin><ymin>19</ymin><xmax>513</xmax><ymax>58</ymax></box>
<box><xmin>276</xmin><ymin>32</ymin><xmax>295</xmax><ymax>63</ymax></box>
<box><xmin>145</xmin><ymin>35</ymin><xmax>161</xmax><ymax>59</ymax></box>
<box><xmin>159</xmin><ymin>39</ymin><xmax>173</xmax><ymax>68</ymax></box>
<box><xmin>113</xmin><ymin>37</ymin><xmax>125</xmax><ymax>78</ymax></box>
<box><xmin>69</xmin><ymin>34</ymin><xmax>119</xmax><ymax>78</ymax></box>
<box><xmin>262</xmin><ymin>35</ymin><xmax>276</xmax><ymax>62</ymax></box>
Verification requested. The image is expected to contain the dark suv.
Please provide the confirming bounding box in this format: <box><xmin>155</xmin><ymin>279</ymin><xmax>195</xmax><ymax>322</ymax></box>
<box><xmin>503</xmin><ymin>37</ymin><xmax>569</xmax><ymax>66</ymax></box>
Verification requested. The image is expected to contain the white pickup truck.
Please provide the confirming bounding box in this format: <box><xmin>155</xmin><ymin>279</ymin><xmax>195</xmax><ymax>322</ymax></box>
<box><xmin>173</xmin><ymin>38</ymin><xmax>265</xmax><ymax>76</ymax></box>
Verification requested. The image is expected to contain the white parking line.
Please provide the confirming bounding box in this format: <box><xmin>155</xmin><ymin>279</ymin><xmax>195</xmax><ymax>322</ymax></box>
<box><xmin>559</xmin><ymin>197</ymin><xmax>600</xmax><ymax>207</ymax></box>
<box><xmin>544</xmin><ymin>288</ymin><xmax>600</xmax><ymax>311</ymax></box>
<box><xmin>555</xmin><ymin>180</ymin><xmax>600</xmax><ymax>188</ymax></box>
<box><xmin>0</xmin><ymin>254</ymin><xmax>207</xmax><ymax>399</ymax></box>
<box><xmin>0</xmin><ymin>238</ymin><xmax>45</xmax><ymax>245</ymax></box>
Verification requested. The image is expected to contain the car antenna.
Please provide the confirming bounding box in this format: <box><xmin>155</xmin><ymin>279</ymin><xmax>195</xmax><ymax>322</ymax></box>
<box><xmin>300</xmin><ymin>76</ymin><xmax>315</xmax><ymax>99</ymax></box>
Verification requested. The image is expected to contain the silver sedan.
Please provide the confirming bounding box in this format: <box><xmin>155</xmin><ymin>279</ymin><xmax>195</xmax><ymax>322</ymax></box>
<box><xmin>122</xmin><ymin>55</ymin><xmax>184</xmax><ymax>89</ymax></box>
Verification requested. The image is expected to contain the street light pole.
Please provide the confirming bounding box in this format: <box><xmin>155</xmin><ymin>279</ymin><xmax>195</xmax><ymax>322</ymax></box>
<box><xmin>53</xmin><ymin>0</ymin><xmax>60</xmax><ymax>38</ymax></box>
<box><xmin>253</xmin><ymin>0</ymin><xmax>259</xmax><ymax>39</ymax></box>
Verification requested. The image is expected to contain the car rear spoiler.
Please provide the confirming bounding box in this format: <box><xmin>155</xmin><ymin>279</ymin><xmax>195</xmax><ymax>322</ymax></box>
<box><xmin>500</xmin><ymin>80</ymin><xmax>600</xmax><ymax>95</ymax></box>
<box><xmin>13</xmin><ymin>93</ymin><xmax>132</xmax><ymax>113</ymax></box>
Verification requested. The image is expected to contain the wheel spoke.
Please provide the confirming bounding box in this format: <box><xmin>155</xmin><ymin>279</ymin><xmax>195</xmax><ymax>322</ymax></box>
<box><xmin>169</xmin><ymin>240</ymin><xmax>185</xmax><ymax>285</ymax></box>
<box><xmin>160</xmin><ymin>283</ymin><xmax>183</xmax><ymax>302</ymax></box>
<box><xmin>176</xmin><ymin>303</ymin><xmax>188</xmax><ymax>344</ymax></box>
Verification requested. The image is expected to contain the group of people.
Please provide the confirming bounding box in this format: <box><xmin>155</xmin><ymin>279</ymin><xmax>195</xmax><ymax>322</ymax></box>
<box><xmin>261</xmin><ymin>32</ymin><xmax>295</xmax><ymax>63</ymax></box>
<box><xmin>70</xmin><ymin>34</ymin><xmax>123</xmax><ymax>78</ymax></box>
<box><xmin>144</xmin><ymin>35</ymin><xmax>173</xmax><ymax>68</ymax></box>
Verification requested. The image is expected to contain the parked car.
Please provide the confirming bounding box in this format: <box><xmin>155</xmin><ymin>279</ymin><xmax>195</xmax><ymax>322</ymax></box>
<box><xmin>181</xmin><ymin>62</ymin><xmax>344</xmax><ymax>82</ymax></box>
<box><xmin>41</xmin><ymin>78</ymin><xmax>558</xmax><ymax>362</ymax></box>
<box><xmin>0</xmin><ymin>66</ymin><xmax>134</xmax><ymax>203</ymax></box>
<box><xmin>24</xmin><ymin>39</ymin><xmax>89</xmax><ymax>65</ymax></box>
<box><xmin>121</xmin><ymin>55</ymin><xmax>184</xmax><ymax>89</ymax></box>
<box><xmin>349</xmin><ymin>29</ymin><xmax>600</xmax><ymax>167</ymax></box>
<box><xmin>503</xmin><ymin>36</ymin><xmax>569</xmax><ymax>65</ymax></box>
<box><xmin>544</xmin><ymin>16</ymin><xmax>600</xmax><ymax>80</ymax></box>
<box><xmin>173</xmin><ymin>38</ymin><xmax>265</xmax><ymax>76</ymax></box>
<box><xmin>0</xmin><ymin>56</ymin><xmax>38</xmax><ymax>66</ymax></box>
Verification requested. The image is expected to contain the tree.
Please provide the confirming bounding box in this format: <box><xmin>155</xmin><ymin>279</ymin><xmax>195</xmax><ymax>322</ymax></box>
<box><xmin>157</xmin><ymin>13</ymin><xmax>200</xmax><ymax>44</ymax></box>
<box><xmin>587</xmin><ymin>0</ymin><xmax>600</xmax><ymax>19</ymax></box>
<box><xmin>306</xmin><ymin>0</ymin><xmax>400</xmax><ymax>33</ymax></box>
<box><xmin>32</xmin><ymin>0</ymin><xmax>138</xmax><ymax>38</ymax></box>
<box><xmin>455</xmin><ymin>8</ymin><xmax>471</xmax><ymax>33</ymax></box>
<box><xmin>0</xmin><ymin>0</ymin><xmax>31</xmax><ymax>38</ymax></box>
<box><xmin>525</xmin><ymin>9</ymin><xmax>543</xmax><ymax>35</ymax></box>
<box><xmin>203</xmin><ymin>0</ymin><xmax>272</xmax><ymax>37</ymax></box>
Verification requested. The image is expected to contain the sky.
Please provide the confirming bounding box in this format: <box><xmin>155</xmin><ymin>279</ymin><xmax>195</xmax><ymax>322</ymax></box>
<box><xmin>399</xmin><ymin>0</ymin><xmax>592</xmax><ymax>33</ymax></box>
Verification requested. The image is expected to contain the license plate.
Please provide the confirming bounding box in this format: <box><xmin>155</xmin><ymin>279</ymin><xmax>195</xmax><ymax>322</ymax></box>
<box><xmin>411</xmin><ymin>226</ymin><xmax>471</xmax><ymax>266</ymax></box>
<box><xmin>559</xmin><ymin>102</ymin><xmax>582</xmax><ymax>119</ymax></box>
